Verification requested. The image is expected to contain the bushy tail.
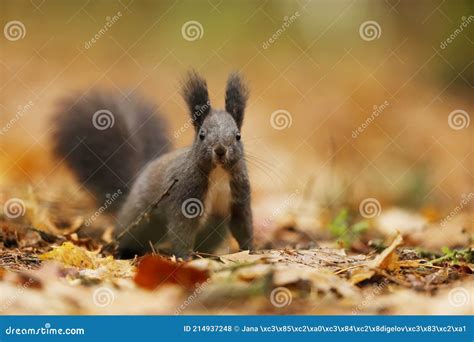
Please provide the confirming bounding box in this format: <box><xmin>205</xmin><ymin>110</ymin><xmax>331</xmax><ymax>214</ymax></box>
<box><xmin>51</xmin><ymin>89</ymin><xmax>170</xmax><ymax>210</ymax></box>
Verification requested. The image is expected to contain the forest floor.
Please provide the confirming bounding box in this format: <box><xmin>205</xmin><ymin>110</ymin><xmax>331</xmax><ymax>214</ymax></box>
<box><xmin>0</xmin><ymin>192</ymin><xmax>472</xmax><ymax>315</ymax></box>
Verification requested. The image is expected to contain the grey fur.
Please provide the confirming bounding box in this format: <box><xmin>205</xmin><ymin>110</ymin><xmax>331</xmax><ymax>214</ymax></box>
<box><xmin>51</xmin><ymin>89</ymin><xmax>170</xmax><ymax>210</ymax></box>
<box><xmin>116</xmin><ymin>104</ymin><xmax>253</xmax><ymax>258</ymax></box>
<box><xmin>52</xmin><ymin>72</ymin><xmax>253</xmax><ymax>259</ymax></box>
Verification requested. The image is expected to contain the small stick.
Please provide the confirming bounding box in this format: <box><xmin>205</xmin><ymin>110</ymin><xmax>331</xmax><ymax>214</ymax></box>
<box><xmin>149</xmin><ymin>240</ymin><xmax>157</xmax><ymax>255</ymax></box>
<box><xmin>333</xmin><ymin>264</ymin><xmax>365</xmax><ymax>275</ymax></box>
<box><xmin>191</xmin><ymin>251</ymin><xmax>222</xmax><ymax>259</ymax></box>
<box><xmin>377</xmin><ymin>270</ymin><xmax>411</xmax><ymax>288</ymax></box>
<box><xmin>116</xmin><ymin>178</ymin><xmax>178</xmax><ymax>240</ymax></box>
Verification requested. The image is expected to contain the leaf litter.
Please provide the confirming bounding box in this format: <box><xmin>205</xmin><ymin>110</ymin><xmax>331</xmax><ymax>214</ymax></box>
<box><xmin>0</xmin><ymin>192</ymin><xmax>472</xmax><ymax>315</ymax></box>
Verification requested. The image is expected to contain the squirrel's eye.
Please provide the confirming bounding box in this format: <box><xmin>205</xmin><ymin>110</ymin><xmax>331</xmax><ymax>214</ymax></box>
<box><xmin>199</xmin><ymin>130</ymin><xmax>205</xmax><ymax>140</ymax></box>
<box><xmin>236</xmin><ymin>133</ymin><xmax>241</xmax><ymax>141</ymax></box>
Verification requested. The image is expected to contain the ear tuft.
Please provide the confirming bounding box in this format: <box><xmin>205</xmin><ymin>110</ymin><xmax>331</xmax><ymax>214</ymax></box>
<box><xmin>181</xmin><ymin>70</ymin><xmax>211</xmax><ymax>129</ymax></box>
<box><xmin>225</xmin><ymin>72</ymin><xmax>249</xmax><ymax>129</ymax></box>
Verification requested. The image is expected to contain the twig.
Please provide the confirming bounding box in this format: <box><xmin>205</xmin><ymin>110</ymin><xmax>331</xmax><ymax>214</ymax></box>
<box><xmin>191</xmin><ymin>251</ymin><xmax>222</xmax><ymax>260</ymax></box>
<box><xmin>333</xmin><ymin>264</ymin><xmax>365</xmax><ymax>274</ymax></box>
<box><xmin>149</xmin><ymin>240</ymin><xmax>157</xmax><ymax>255</ymax></box>
<box><xmin>26</xmin><ymin>227</ymin><xmax>65</xmax><ymax>243</ymax></box>
<box><xmin>117</xmin><ymin>178</ymin><xmax>178</xmax><ymax>240</ymax></box>
<box><xmin>377</xmin><ymin>270</ymin><xmax>411</xmax><ymax>288</ymax></box>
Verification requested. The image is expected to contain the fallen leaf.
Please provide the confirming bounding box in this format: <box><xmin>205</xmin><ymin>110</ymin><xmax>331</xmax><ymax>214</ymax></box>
<box><xmin>451</xmin><ymin>264</ymin><xmax>473</xmax><ymax>274</ymax></box>
<box><xmin>368</xmin><ymin>233</ymin><xmax>403</xmax><ymax>269</ymax></box>
<box><xmin>350</xmin><ymin>233</ymin><xmax>403</xmax><ymax>284</ymax></box>
<box><xmin>405</xmin><ymin>274</ymin><xmax>425</xmax><ymax>289</ymax></box>
<box><xmin>273</xmin><ymin>264</ymin><xmax>360</xmax><ymax>299</ymax></box>
<box><xmin>219</xmin><ymin>250</ymin><xmax>266</xmax><ymax>264</ymax></box>
<box><xmin>39</xmin><ymin>242</ymin><xmax>134</xmax><ymax>279</ymax></box>
<box><xmin>40</xmin><ymin>242</ymin><xmax>97</xmax><ymax>269</ymax></box>
<box><xmin>14</xmin><ymin>273</ymin><xmax>43</xmax><ymax>289</ymax></box>
<box><xmin>410</xmin><ymin>215</ymin><xmax>471</xmax><ymax>250</ymax></box>
<box><xmin>397</xmin><ymin>259</ymin><xmax>426</xmax><ymax>268</ymax></box>
<box><xmin>134</xmin><ymin>255</ymin><xmax>209</xmax><ymax>290</ymax></box>
<box><xmin>379</xmin><ymin>251</ymin><xmax>399</xmax><ymax>271</ymax></box>
<box><xmin>425</xmin><ymin>269</ymin><xmax>449</xmax><ymax>286</ymax></box>
<box><xmin>349</xmin><ymin>269</ymin><xmax>377</xmax><ymax>285</ymax></box>
<box><xmin>375</xmin><ymin>208</ymin><xmax>427</xmax><ymax>236</ymax></box>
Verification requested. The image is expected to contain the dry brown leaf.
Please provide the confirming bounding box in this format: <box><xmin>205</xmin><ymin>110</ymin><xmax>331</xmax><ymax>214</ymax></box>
<box><xmin>349</xmin><ymin>269</ymin><xmax>376</xmax><ymax>285</ymax></box>
<box><xmin>350</xmin><ymin>233</ymin><xmax>403</xmax><ymax>284</ymax></box>
<box><xmin>273</xmin><ymin>264</ymin><xmax>360</xmax><ymax>299</ymax></box>
<box><xmin>375</xmin><ymin>208</ymin><xmax>427</xmax><ymax>236</ymax></box>
<box><xmin>425</xmin><ymin>269</ymin><xmax>449</xmax><ymax>286</ymax></box>
<box><xmin>397</xmin><ymin>260</ymin><xmax>426</xmax><ymax>268</ymax></box>
<box><xmin>219</xmin><ymin>250</ymin><xmax>266</xmax><ymax>264</ymax></box>
<box><xmin>368</xmin><ymin>233</ymin><xmax>403</xmax><ymax>269</ymax></box>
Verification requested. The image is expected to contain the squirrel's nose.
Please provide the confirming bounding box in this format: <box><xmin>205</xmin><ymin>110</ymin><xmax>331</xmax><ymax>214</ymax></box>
<box><xmin>214</xmin><ymin>145</ymin><xmax>227</xmax><ymax>157</ymax></box>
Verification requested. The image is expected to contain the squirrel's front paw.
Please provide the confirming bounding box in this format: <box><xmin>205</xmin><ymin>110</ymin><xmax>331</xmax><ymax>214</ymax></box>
<box><xmin>117</xmin><ymin>245</ymin><xmax>142</xmax><ymax>259</ymax></box>
<box><xmin>239</xmin><ymin>241</ymin><xmax>253</xmax><ymax>252</ymax></box>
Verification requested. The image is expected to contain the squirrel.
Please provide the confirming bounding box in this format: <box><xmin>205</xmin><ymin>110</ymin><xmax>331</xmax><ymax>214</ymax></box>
<box><xmin>52</xmin><ymin>71</ymin><xmax>253</xmax><ymax>259</ymax></box>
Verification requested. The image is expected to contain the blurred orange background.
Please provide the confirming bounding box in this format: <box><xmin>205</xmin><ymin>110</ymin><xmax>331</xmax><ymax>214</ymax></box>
<box><xmin>0</xmin><ymin>0</ymin><xmax>472</xmax><ymax>219</ymax></box>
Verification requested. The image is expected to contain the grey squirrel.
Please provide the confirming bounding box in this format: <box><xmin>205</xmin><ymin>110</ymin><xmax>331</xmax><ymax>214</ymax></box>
<box><xmin>52</xmin><ymin>71</ymin><xmax>253</xmax><ymax>258</ymax></box>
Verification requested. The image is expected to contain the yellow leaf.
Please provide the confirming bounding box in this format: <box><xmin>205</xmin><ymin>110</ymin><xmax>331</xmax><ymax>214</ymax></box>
<box><xmin>40</xmin><ymin>242</ymin><xmax>98</xmax><ymax>269</ymax></box>
<box><xmin>40</xmin><ymin>242</ymin><xmax>135</xmax><ymax>280</ymax></box>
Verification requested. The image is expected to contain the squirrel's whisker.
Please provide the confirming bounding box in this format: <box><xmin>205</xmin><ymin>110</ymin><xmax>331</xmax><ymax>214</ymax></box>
<box><xmin>243</xmin><ymin>157</ymin><xmax>285</xmax><ymax>185</ymax></box>
<box><xmin>244</xmin><ymin>153</ymin><xmax>289</xmax><ymax>180</ymax></box>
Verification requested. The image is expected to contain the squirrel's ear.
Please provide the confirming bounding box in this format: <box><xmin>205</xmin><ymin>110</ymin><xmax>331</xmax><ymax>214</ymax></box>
<box><xmin>181</xmin><ymin>70</ymin><xmax>211</xmax><ymax>129</ymax></box>
<box><xmin>225</xmin><ymin>72</ymin><xmax>249</xmax><ymax>129</ymax></box>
